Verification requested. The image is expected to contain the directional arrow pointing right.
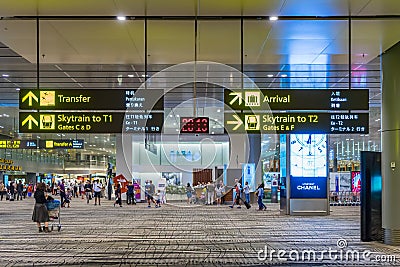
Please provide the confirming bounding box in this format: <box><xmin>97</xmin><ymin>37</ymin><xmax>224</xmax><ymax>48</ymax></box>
<box><xmin>21</xmin><ymin>114</ymin><xmax>38</xmax><ymax>130</ymax></box>
<box><xmin>226</xmin><ymin>114</ymin><xmax>243</xmax><ymax>131</ymax></box>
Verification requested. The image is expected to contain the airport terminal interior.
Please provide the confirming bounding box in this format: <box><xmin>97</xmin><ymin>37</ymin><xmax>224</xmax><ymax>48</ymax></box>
<box><xmin>1</xmin><ymin>1</ymin><xmax>400</xmax><ymax>266</ymax></box>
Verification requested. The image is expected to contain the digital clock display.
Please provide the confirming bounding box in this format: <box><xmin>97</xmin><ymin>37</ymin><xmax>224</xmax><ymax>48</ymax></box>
<box><xmin>180</xmin><ymin>117</ymin><xmax>209</xmax><ymax>134</ymax></box>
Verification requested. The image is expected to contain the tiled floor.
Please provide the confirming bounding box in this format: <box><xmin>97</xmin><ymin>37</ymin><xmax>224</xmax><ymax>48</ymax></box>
<box><xmin>0</xmin><ymin>196</ymin><xmax>399</xmax><ymax>266</ymax></box>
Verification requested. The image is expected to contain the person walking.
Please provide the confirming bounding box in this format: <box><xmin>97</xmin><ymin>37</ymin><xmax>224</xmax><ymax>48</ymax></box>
<box><xmin>9</xmin><ymin>182</ymin><xmax>15</xmax><ymax>201</ymax></box>
<box><xmin>146</xmin><ymin>180</ymin><xmax>156</xmax><ymax>208</ymax></box>
<box><xmin>256</xmin><ymin>183</ymin><xmax>267</xmax><ymax>211</ymax></box>
<box><xmin>58</xmin><ymin>179</ymin><xmax>66</xmax><ymax>207</ymax></box>
<box><xmin>206</xmin><ymin>181</ymin><xmax>215</xmax><ymax>205</ymax></box>
<box><xmin>0</xmin><ymin>182</ymin><xmax>6</xmax><ymax>201</ymax></box>
<box><xmin>79</xmin><ymin>182</ymin><xmax>85</xmax><ymax>199</ymax></box>
<box><xmin>126</xmin><ymin>181</ymin><xmax>135</xmax><ymax>205</ymax></box>
<box><xmin>244</xmin><ymin>181</ymin><xmax>250</xmax><ymax>204</ymax></box>
<box><xmin>84</xmin><ymin>180</ymin><xmax>92</xmax><ymax>204</ymax></box>
<box><xmin>186</xmin><ymin>183</ymin><xmax>193</xmax><ymax>204</ymax></box>
<box><xmin>16</xmin><ymin>180</ymin><xmax>24</xmax><ymax>201</ymax></box>
<box><xmin>32</xmin><ymin>182</ymin><xmax>51</xmax><ymax>233</ymax></box>
<box><xmin>93</xmin><ymin>179</ymin><xmax>102</xmax><ymax>206</ymax></box>
<box><xmin>73</xmin><ymin>182</ymin><xmax>78</xmax><ymax>198</ymax></box>
<box><xmin>229</xmin><ymin>179</ymin><xmax>243</xmax><ymax>209</ymax></box>
<box><xmin>114</xmin><ymin>184</ymin><xmax>122</xmax><ymax>207</ymax></box>
<box><xmin>215</xmin><ymin>182</ymin><xmax>225</xmax><ymax>206</ymax></box>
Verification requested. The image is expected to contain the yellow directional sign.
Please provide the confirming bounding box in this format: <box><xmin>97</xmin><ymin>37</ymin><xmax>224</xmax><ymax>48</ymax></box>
<box><xmin>39</xmin><ymin>91</ymin><xmax>55</xmax><ymax>106</ymax></box>
<box><xmin>21</xmin><ymin>114</ymin><xmax>38</xmax><ymax>129</ymax></box>
<box><xmin>45</xmin><ymin>140</ymin><xmax>53</xmax><ymax>148</ymax></box>
<box><xmin>229</xmin><ymin>92</ymin><xmax>242</xmax><ymax>106</ymax></box>
<box><xmin>245</xmin><ymin>115</ymin><xmax>260</xmax><ymax>130</ymax></box>
<box><xmin>21</xmin><ymin>91</ymin><xmax>38</xmax><ymax>106</ymax></box>
<box><xmin>244</xmin><ymin>91</ymin><xmax>260</xmax><ymax>107</ymax></box>
<box><xmin>226</xmin><ymin>114</ymin><xmax>243</xmax><ymax>131</ymax></box>
<box><xmin>40</xmin><ymin>115</ymin><xmax>55</xmax><ymax>130</ymax></box>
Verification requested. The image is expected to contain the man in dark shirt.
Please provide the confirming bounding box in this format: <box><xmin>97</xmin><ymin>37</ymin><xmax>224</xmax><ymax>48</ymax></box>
<box><xmin>16</xmin><ymin>180</ymin><xmax>24</xmax><ymax>201</ymax></box>
<box><xmin>126</xmin><ymin>181</ymin><xmax>135</xmax><ymax>205</ymax></box>
<box><xmin>84</xmin><ymin>180</ymin><xmax>92</xmax><ymax>204</ymax></box>
<box><xmin>58</xmin><ymin>179</ymin><xmax>66</xmax><ymax>207</ymax></box>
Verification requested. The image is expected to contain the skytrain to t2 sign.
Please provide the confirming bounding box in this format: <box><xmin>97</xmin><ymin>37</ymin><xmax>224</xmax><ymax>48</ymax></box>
<box><xmin>19</xmin><ymin>89</ymin><xmax>164</xmax><ymax>110</ymax></box>
<box><xmin>224</xmin><ymin>112</ymin><xmax>369</xmax><ymax>134</ymax></box>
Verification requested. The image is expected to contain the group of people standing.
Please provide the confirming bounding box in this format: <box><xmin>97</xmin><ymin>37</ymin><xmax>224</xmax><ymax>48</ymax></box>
<box><xmin>184</xmin><ymin>179</ymin><xmax>267</xmax><ymax>210</ymax></box>
<box><xmin>0</xmin><ymin>180</ymin><xmax>34</xmax><ymax>201</ymax></box>
<box><xmin>185</xmin><ymin>181</ymin><xmax>226</xmax><ymax>205</ymax></box>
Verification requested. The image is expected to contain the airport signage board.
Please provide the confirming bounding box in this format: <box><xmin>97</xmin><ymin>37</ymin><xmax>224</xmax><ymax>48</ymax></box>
<box><xmin>224</xmin><ymin>112</ymin><xmax>368</xmax><ymax>134</ymax></box>
<box><xmin>290</xmin><ymin>177</ymin><xmax>327</xmax><ymax>199</ymax></box>
<box><xmin>39</xmin><ymin>139</ymin><xmax>84</xmax><ymax>149</ymax></box>
<box><xmin>19</xmin><ymin>112</ymin><xmax>164</xmax><ymax>133</ymax></box>
<box><xmin>0</xmin><ymin>139</ymin><xmax>85</xmax><ymax>149</ymax></box>
<box><xmin>0</xmin><ymin>139</ymin><xmax>38</xmax><ymax>149</ymax></box>
<box><xmin>224</xmin><ymin>89</ymin><xmax>369</xmax><ymax>111</ymax></box>
<box><xmin>19</xmin><ymin>89</ymin><xmax>164</xmax><ymax>111</ymax></box>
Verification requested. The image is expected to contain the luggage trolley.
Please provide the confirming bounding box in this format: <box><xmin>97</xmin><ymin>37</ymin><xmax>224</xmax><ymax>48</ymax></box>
<box><xmin>45</xmin><ymin>199</ymin><xmax>62</xmax><ymax>232</ymax></box>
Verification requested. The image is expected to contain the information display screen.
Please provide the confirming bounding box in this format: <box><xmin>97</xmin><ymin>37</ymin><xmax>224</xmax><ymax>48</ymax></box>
<box><xmin>180</xmin><ymin>117</ymin><xmax>209</xmax><ymax>134</ymax></box>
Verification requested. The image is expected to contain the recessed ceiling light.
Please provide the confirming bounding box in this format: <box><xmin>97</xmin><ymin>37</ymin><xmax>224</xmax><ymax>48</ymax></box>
<box><xmin>2</xmin><ymin>74</ymin><xmax>9</xmax><ymax>77</ymax></box>
<box><xmin>128</xmin><ymin>74</ymin><xmax>134</xmax><ymax>78</ymax></box>
<box><xmin>269</xmin><ymin>16</ymin><xmax>279</xmax><ymax>21</ymax></box>
<box><xmin>267</xmin><ymin>74</ymin><xmax>274</xmax><ymax>78</ymax></box>
<box><xmin>117</xmin><ymin>16</ymin><xmax>126</xmax><ymax>21</ymax></box>
<box><xmin>217</xmin><ymin>109</ymin><xmax>221</xmax><ymax>112</ymax></box>
<box><xmin>16</xmin><ymin>88</ymin><xmax>20</xmax><ymax>91</ymax></box>
<box><xmin>281</xmin><ymin>74</ymin><xmax>288</xmax><ymax>77</ymax></box>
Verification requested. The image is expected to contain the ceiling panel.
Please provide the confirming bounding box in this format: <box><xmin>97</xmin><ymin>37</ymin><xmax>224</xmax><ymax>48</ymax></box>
<box><xmin>280</xmin><ymin>0</ymin><xmax>370</xmax><ymax>16</ymax></box>
<box><xmin>357</xmin><ymin>0</ymin><xmax>400</xmax><ymax>15</ymax></box>
<box><xmin>146</xmin><ymin>0</ymin><xmax>195</xmax><ymax>16</ymax></box>
<box><xmin>242</xmin><ymin>0</ymin><xmax>285</xmax><ymax>16</ymax></box>
<box><xmin>198</xmin><ymin>0</ymin><xmax>244</xmax><ymax>16</ymax></box>
<box><xmin>0</xmin><ymin>0</ymin><xmax>399</xmax><ymax>17</ymax></box>
<box><xmin>197</xmin><ymin>21</ymin><xmax>241</xmax><ymax>64</ymax></box>
<box><xmin>0</xmin><ymin>21</ymin><xmax>36</xmax><ymax>63</ymax></box>
<box><xmin>147</xmin><ymin>20</ymin><xmax>194</xmax><ymax>64</ymax></box>
<box><xmin>16</xmin><ymin>20</ymin><xmax>145</xmax><ymax>64</ymax></box>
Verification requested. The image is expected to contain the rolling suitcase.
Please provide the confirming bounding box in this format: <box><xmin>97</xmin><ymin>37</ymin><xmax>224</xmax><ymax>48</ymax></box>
<box><xmin>241</xmin><ymin>197</ymin><xmax>251</xmax><ymax>209</ymax></box>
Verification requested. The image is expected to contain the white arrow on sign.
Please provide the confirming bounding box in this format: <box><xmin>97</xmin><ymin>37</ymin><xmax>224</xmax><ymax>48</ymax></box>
<box><xmin>227</xmin><ymin>114</ymin><xmax>243</xmax><ymax>131</ymax></box>
<box><xmin>229</xmin><ymin>92</ymin><xmax>242</xmax><ymax>106</ymax></box>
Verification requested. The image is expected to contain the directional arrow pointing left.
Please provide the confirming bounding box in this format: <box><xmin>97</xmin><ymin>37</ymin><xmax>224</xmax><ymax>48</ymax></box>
<box><xmin>22</xmin><ymin>115</ymin><xmax>38</xmax><ymax>130</ymax></box>
<box><xmin>22</xmin><ymin>91</ymin><xmax>39</xmax><ymax>106</ymax></box>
